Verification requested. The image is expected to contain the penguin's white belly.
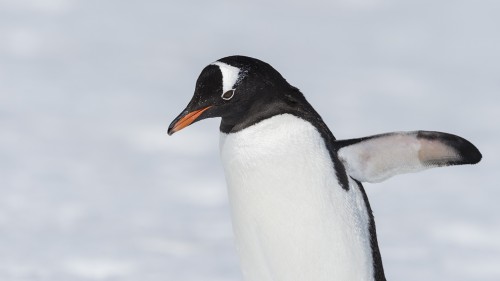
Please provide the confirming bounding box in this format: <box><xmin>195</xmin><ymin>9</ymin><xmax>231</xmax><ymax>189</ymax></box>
<box><xmin>220</xmin><ymin>114</ymin><xmax>374</xmax><ymax>281</ymax></box>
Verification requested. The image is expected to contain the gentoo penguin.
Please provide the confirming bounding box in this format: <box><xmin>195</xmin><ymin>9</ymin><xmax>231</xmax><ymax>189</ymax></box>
<box><xmin>168</xmin><ymin>56</ymin><xmax>481</xmax><ymax>281</ymax></box>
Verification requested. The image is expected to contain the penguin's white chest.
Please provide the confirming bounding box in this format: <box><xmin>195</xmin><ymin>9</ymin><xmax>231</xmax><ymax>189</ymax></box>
<box><xmin>220</xmin><ymin>114</ymin><xmax>374</xmax><ymax>281</ymax></box>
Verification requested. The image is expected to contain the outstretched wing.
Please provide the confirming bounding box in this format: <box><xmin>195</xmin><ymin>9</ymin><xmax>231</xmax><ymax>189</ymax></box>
<box><xmin>335</xmin><ymin>131</ymin><xmax>481</xmax><ymax>183</ymax></box>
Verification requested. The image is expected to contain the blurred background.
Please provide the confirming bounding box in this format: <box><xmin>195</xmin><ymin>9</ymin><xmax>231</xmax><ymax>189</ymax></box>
<box><xmin>0</xmin><ymin>0</ymin><xmax>499</xmax><ymax>280</ymax></box>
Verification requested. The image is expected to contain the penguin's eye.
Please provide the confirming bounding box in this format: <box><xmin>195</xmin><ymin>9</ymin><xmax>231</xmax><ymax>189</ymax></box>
<box><xmin>221</xmin><ymin>89</ymin><xmax>235</xmax><ymax>100</ymax></box>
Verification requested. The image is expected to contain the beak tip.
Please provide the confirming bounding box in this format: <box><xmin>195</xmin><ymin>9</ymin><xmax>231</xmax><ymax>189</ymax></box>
<box><xmin>167</xmin><ymin>106</ymin><xmax>212</xmax><ymax>137</ymax></box>
<box><xmin>167</xmin><ymin>125</ymin><xmax>176</xmax><ymax>136</ymax></box>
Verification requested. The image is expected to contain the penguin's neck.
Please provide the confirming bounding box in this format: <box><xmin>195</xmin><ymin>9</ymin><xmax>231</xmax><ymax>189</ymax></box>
<box><xmin>219</xmin><ymin>114</ymin><xmax>378</xmax><ymax>281</ymax></box>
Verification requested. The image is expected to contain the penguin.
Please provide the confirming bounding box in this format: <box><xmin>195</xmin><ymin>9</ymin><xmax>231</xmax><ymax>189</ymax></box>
<box><xmin>168</xmin><ymin>56</ymin><xmax>482</xmax><ymax>281</ymax></box>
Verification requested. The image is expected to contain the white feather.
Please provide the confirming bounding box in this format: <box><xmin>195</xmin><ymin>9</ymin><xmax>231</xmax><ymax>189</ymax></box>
<box><xmin>337</xmin><ymin>132</ymin><xmax>461</xmax><ymax>183</ymax></box>
<box><xmin>220</xmin><ymin>114</ymin><xmax>374</xmax><ymax>281</ymax></box>
<box><xmin>212</xmin><ymin>61</ymin><xmax>241</xmax><ymax>93</ymax></box>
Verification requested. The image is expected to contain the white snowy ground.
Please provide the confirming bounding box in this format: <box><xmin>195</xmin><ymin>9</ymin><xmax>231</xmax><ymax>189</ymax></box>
<box><xmin>0</xmin><ymin>0</ymin><xmax>499</xmax><ymax>280</ymax></box>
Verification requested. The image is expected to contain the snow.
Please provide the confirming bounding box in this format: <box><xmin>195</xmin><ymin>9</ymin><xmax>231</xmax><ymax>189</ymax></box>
<box><xmin>0</xmin><ymin>0</ymin><xmax>499</xmax><ymax>280</ymax></box>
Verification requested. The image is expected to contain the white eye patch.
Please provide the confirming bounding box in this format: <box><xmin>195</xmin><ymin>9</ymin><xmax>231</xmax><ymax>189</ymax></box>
<box><xmin>211</xmin><ymin>61</ymin><xmax>241</xmax><ymax>94</ymax></box>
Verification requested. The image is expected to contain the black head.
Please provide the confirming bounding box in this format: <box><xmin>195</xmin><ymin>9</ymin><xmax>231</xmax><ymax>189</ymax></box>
<box><xmin>168</xmin><ymin>56</ymin><xmax>313</xmax><ymax>135</ymax></box>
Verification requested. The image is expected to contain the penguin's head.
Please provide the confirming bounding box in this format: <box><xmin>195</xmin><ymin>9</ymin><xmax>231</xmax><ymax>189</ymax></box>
<box><xmin>168</xmin><ymin>55</ymin><xmax>304</xmax><ymax>135</ymax></box>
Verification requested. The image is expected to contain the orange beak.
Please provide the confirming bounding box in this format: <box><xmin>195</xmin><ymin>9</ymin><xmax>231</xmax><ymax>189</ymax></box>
<box><xmin>168</xmin><ymin>106</ymin><xmax>212</xmax><ymax>135</ymax></box>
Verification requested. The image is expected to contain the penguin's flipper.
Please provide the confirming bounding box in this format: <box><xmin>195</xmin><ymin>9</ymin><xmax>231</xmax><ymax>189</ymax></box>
<box><xmin>334</xmin><ymin>131</ymin><xmax>481</xmax><ymax>183</ymax></box>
